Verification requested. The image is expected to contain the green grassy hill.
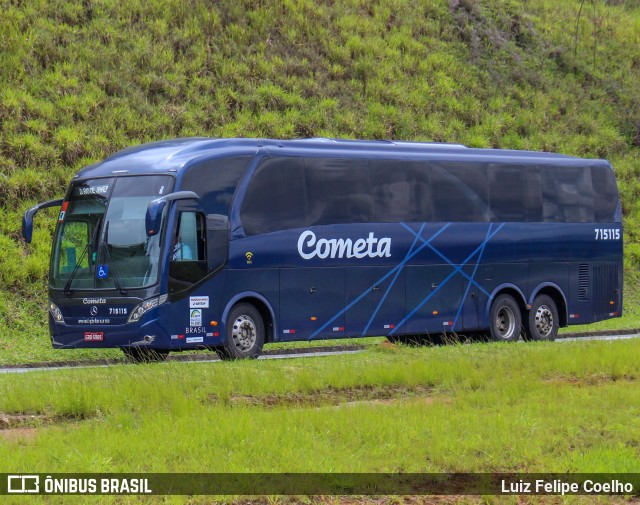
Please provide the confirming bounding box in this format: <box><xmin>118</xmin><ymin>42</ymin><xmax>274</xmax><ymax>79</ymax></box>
<box><xmin>1</xmin><ymin>0</ymin><xmax>639</xmax><ymax>361</ymax></box>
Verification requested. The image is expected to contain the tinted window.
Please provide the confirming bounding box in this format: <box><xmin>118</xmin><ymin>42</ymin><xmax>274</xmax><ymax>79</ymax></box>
<box><xmin>541</xmin><ymin>166</ymin><xmax>594</xmax><ymax>222</ymax></box>
<box><xmin>240</xmin><ymin>157</ymin><xmax>306</xmax><ymax>235</ymax></box>
<box><xmin>169</xmin><ymin>211</ymin><xmax>208</xmax><ymax>293</ymax></box>
<box><xmin>430</xmin><ymin>162</ymin><xmax>489</xmax><ymax>222</ymax></box>
<box><xmin>304</xmin><ymin>158</ymin><xmax>372</xmax><ymax>226</ymax></box>
<box><xmin>488</xmin><ymin>164</ymin><xmax>543</xmax><ymax>222</ymax></box>
<box><xmin>370</xmin><ymin>159</ymin><xmax>431</xmax><ymax>222</ymax></box>
<box><xmin>591</xmin><ymin>165</ymin><xmax>619</xmax><ymax>222</ymax></box>
<box><xmin>181</xmin><ymin>156</ymin><xmax>250</xmax><ymax>215</ymax></box>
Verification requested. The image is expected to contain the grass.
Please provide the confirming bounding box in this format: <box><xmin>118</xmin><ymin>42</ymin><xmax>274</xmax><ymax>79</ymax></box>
<box><xmin>0</xmin><ymin>339</ymin><xmax>639</xmax><ymax>502</ymax></box>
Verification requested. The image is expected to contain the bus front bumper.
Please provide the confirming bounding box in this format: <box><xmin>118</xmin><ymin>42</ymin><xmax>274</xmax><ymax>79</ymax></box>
<box><xmin>49</xmin><ymin>318</ymin><xmax>225</xmax><ymax>350</ymax></box>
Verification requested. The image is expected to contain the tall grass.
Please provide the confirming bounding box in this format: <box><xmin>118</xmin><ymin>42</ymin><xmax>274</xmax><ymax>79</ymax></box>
<box><xmin>1</xmin><ymin>340</ymin><xmax>639</xmax><ymax>480</ymax></box>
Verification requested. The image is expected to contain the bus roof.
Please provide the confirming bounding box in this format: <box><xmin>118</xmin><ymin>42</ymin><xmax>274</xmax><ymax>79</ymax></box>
<box><xmin>74</xmin><ymin>137</ymin><xmax>610</xmax><ymax>179</ymax></box>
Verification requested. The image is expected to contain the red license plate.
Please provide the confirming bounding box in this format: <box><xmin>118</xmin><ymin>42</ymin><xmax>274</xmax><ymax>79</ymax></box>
<box><xmin>84</xmin><ymin>332</ymin><xmax>104</xmax><ymax>342</ymax></box>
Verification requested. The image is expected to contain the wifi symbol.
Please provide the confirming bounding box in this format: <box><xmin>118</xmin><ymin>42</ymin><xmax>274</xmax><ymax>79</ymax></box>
<box><xmin>245</xmin><ymin>252</ymin><xmax>254</xmax><ymax>263</ymax></box>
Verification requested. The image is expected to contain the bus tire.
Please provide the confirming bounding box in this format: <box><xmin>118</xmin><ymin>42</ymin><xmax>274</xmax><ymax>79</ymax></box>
<box><xmin>525</xmin><ymin>295</ymin><xmax>558</xmax><ymax>341</ymax></box>
<box><xmin>122</xmin><ymin>347</ymin><xmax>169</xmax><ymax>363</ymax></box>
<box><xmin>220</xmin><ymin>303</ymin><xmax>265</xmax><ymax>359</ymax></box>
<box><xmin>489</xmin><ymin>294</ymin><xmax>522</xmax><ymax>342</ymax></box>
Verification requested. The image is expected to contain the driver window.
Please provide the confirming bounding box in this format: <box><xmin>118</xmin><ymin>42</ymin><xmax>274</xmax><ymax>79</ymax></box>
<box><xmin>173</xmin><ymin>212</ymin><xmax>196</xmax><ymax>261</ymax></box>
<box><xmin>169</xmin><ymin>211</ymin><xmax>207</xmax><ymax>293</ymax></box>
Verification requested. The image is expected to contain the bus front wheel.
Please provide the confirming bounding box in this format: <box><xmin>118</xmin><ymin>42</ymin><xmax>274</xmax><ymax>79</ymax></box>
<box><xmin>524</xmin><ymin>295</ymin><xmax>558</xmax><ymax>341</ymax></box>
<box><xmin>489</xmin><ymin>294</ymin><xmax>522</xmax><ymax>342</ymax></box>
<box><xmin>217</xmin><ymin>303</ymin><xmax>265</xmax><ymax>360</ymax></box>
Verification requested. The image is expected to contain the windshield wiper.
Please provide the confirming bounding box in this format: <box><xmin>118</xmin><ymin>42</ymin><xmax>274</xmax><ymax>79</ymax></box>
<box><xmin>98</xmin><ymin>221</ymin><xmax>127</xmax><ymax>296</ymax></box>
<box><xmin>63</xmin><ymin>219</ymin><xmax>102</xmax><ymax>296</ymax></box>
<box><xmin>63</xmin><ymin>243</ymin><xmax>90</xmax><ymax>296</ymax></box>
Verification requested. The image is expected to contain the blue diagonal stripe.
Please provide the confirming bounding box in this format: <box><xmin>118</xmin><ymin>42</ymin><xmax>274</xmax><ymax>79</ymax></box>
<box><xmin>308</xmin><ymin>222</ymin><xmax>451</xmax><ymax>340</ymax></box>
<box><xmin>361</xmin><ymin>223</ymin><xmax>425</xmax><ymax>336</ymax></box>
<box><xmin>400</xmin><ymin>222</ymin><xmax>491</xmax><ymax>297</ymax></box>
<box><xmin>390</xmin><ymin>223</ymin><xmax>505</xmax><ymax>335</ymax></box>
<box><xmin>452</xmin><ymin>223</ymin><xmax>493</xmax><ymax>329</ymax></box>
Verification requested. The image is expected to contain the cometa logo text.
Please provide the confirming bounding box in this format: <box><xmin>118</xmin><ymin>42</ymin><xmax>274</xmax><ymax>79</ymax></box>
<box><xmin>298</xmin><ymin>231</ymin><xmax>391</xmax><ymax>260</ymax></box>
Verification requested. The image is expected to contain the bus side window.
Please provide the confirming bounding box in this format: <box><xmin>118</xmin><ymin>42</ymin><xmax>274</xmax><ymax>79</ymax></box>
<box><xmin>240</xmin><ymin>157</ymin><xmax>307</xmax><ymax>236</ymax></box>
<box><xmin>169</xmin><ymin>211</ymin><xmax>207</xmax><ymax>292</ymax></box>
<box><xmin>304</xmin><ymin>157</ymin><xmax>372</xmax><ymax>226</ymax></box>
<box><xmin>541</xmin><ymin>166</ymin><xmax>594</xmax><ymax>223</ymax></box>
<box><xmin>488</xmin><ymin>164</ymin><xmax>543</xmax><ymax>222</ymax></box>
<box><xmin>592</xmin><ymin>165</ymin><xmax>619</xmax><ymax>222</ymax></box>
<box><xmin>430</xmin><ymin>162</ymin><xmax>490</xmax><ymax>222</ymax></box>
<box><xmin>370</xmin><ymin>159</ymin><xmax>432</xmax><ymax>222</ymax></box>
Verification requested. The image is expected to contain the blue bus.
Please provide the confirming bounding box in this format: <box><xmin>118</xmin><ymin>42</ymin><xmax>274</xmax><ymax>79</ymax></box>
<box><xmin>22</xmin><ymin>138</ymin><xmax>622</xmax><ymax>360</ymax></box>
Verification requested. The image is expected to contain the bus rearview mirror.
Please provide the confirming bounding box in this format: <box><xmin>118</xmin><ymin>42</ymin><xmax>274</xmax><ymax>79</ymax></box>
<box><xmin>22</xmin><ymin>199</ymin><xmax>64</xmax><ymax>243</ymax></box>
<box><xmin>145</xmin><ymin>191</ymin><xmax>199</xmax><ymax>237</ymax></box>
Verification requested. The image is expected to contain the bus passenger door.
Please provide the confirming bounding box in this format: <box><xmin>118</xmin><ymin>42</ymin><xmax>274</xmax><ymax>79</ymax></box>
<box><xmin>279</xmin><ymin>268</ymin><xmax>345</xmax><ymax>340</ymax></box>
<box><xmin>404</xmin><ymin>266</ymin><xmax>463</xmax><ymax>335</ymax></box>
<box><xmin>344</xmin><ymin>267</ymin><xmax>405</xmax><ymax>337</ymax></box>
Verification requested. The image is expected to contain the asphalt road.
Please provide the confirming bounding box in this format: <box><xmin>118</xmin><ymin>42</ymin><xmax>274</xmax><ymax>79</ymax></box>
<box><xmin>0</xmin><ymin>332</ymin><xmax>638</xmax><ymax>375</ymax></box>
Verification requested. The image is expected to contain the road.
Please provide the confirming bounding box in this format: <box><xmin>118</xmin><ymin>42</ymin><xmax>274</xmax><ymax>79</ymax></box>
<box><xmin>0</xmin><ymin>332</ymin><xmax>638</xmax><ymax>375</ymax></box>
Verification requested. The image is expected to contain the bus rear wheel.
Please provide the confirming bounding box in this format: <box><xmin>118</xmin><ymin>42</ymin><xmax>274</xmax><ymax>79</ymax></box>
<box><xmin>217</xmin><ymin>303</ymin><xmax>265</xmax><ymax>360</ymax></box>
<box><xmin>122</xmin><ymin>347</ymin><xmax>169</xmax><ymax>363</ymax></box>
<box><xmin>524</xmin><ymin>295</ymin><xmax>558</xmax><ymax>341</ymax></box>
<box><xmin>489</xmin><ymin>294</ymin><xmax>522</xmax><ymax>342</ymax></box>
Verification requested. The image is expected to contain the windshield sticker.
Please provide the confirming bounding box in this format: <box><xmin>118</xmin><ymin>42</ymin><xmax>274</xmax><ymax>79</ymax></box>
<box><xmin>189</xmin><ymin>296</ymin><xmax>209</xmax><ymax>309</ymax></box>
<box><xmin>75</xmin><ymin>185</ymin><xmax>109</xmax><ymax>197</ymax></box>
<box><xmin>58</xmin><ymin>201</ymin><xmax>69</xmax><ymax>222</ymax></box>
<box><xmin>159</xmin><ymin>186</ymin><xmax>165</xmax><ymax>194</ymax></box>
<box><xmin>190</xmin><ymin>309</ymin><xmax>202</xmax><ymax>327</ymax></box>
<box><xmin>96</xmin><ymin>265</ymin><xmax>109</xmax><ymax>279</ymax></box>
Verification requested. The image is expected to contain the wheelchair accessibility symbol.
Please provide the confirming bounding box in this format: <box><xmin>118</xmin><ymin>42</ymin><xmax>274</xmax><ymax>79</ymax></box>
<box><xmin>97</xmin><ymin>265</ymin><xmax>109</xmax><ymax>279</ymax></box>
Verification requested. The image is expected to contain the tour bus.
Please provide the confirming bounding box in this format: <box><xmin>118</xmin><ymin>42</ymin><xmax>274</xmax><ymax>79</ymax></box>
<box><xmin>22</xmin><ymin>138</ymin><xmax>622</xmax><ymax>360</ymax></box>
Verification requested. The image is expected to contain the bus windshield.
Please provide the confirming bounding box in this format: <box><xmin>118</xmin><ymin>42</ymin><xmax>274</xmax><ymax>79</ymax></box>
<box><xmin>50</xmin><ymin>175</ymin><xmax>173</xmax><ymax>291</ymax></box>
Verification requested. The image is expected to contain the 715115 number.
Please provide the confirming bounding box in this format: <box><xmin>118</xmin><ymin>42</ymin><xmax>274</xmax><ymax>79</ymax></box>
<box><xmin>594</xmin><ymin>228</ymin><xmax>620</xmax><ymax>240</ymax></box>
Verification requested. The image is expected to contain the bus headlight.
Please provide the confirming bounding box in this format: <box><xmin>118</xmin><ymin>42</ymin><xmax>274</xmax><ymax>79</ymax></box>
<box><xmin>49</xmin><ymin>301</ymin><xmax>65</xmax><ymax>325</ymax></box>
<box><xmin>127</xmin><ymin>295</ymin><xmax>167</xmax><ymax>324</ymax></box>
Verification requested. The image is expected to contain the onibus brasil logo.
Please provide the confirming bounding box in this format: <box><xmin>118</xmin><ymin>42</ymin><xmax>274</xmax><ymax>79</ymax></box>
<box><xmin>297</xmin><ymin>231</ymin><xmax>391</xmax><ymax>260</ymax></box>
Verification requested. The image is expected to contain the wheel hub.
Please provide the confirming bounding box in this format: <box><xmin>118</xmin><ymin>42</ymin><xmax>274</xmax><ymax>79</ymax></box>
<box><xmin>232</xmin><ymin>315</ymin><xmax>257</xmax><ymax>351</ymax></box>
<box><xmin>535</xmin><ymin>305</ymin><xmax>553</xmax><ymax>337</ymax></box>
<box><xmin>496</xmin><ymin>306</ymin><xmax>516</xmax><ymax>339</ymax></box>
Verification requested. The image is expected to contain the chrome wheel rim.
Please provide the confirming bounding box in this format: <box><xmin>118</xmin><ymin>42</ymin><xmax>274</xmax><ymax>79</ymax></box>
<box><xmin>231</xmin><ymin>315</ymin><xmax>257</xmax><ymax>351</ymax></box>
<box><xmin>496</xmin><ymin>306</ymin><xmax>516</xmax><ymax>339</ymax></box>
<box><xmin>535</xmin><ymin>305</ymin><xmax>554</xmax><ymax>337</ymax></box>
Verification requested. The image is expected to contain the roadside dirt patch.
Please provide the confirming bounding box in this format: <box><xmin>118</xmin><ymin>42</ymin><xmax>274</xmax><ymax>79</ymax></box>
<box><xmin>0</xmin><ymin>427</ymin><xmax>38</xmax><ymax>441</ymax></box>
<box><xmin>0</xmin><ymin>414</ymin><xmax>48</xmax><ymax>441</ymax></box>
<box><xmin>0</xmin><ymin>411</ymin><xmax>93</xmax><ymax>439</ymax></box>
<box><xmin>543</xmin><ymin>373</ymin><xmax>637</xmax><ymax>386</ymax></box>
<box><xmin>0</xmin><ymin>413</ymin><xmax>49</xmax><ymax>429</ymax></box>
<box><xmin>209</xmin><ymin>384</ymin><xmax>442</xmax><ymax>409</ymax></box>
